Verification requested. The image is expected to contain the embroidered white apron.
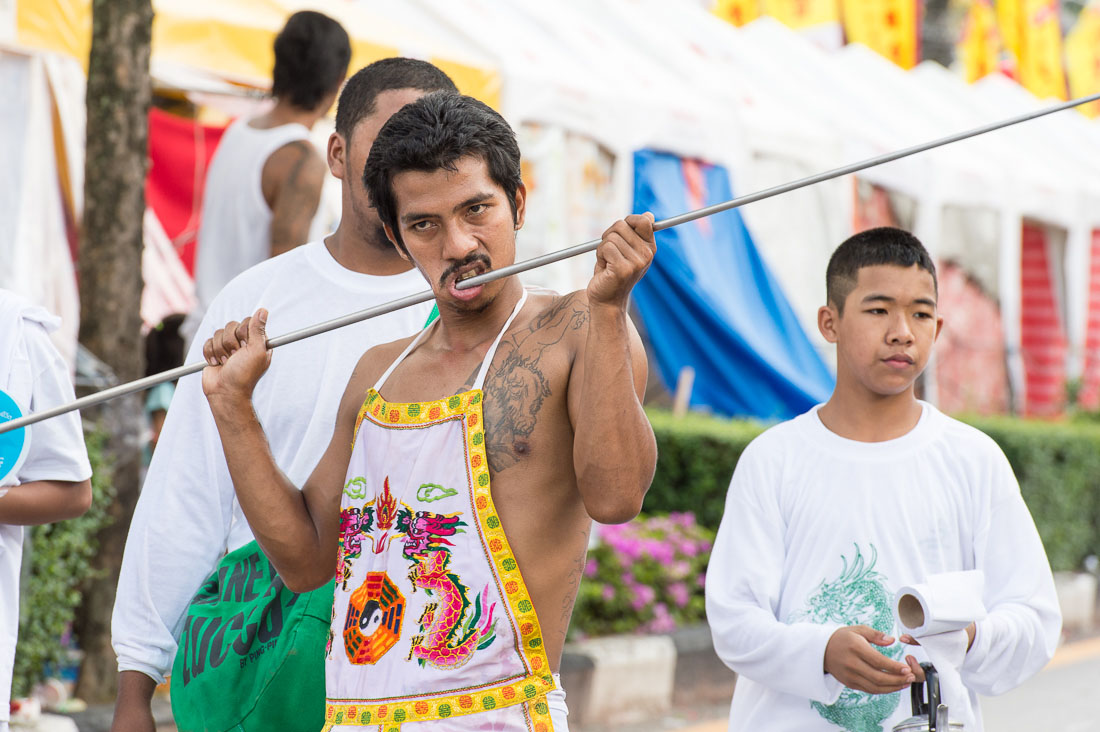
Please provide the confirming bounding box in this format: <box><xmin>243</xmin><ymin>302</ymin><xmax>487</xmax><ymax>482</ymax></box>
<box><xmin>324</xmin><ymin>291</ymin><xmax>556</xmax><ymax>732</ymax></box>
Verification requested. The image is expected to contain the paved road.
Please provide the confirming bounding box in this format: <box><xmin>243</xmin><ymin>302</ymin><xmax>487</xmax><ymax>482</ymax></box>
<box><xmin>606</xmin><ymin>635</ymin><xmax>1100</xmax><ymax>732</ymax></box>
<box><xmin>979</xmin><ymin>635</ymin><xmax>1100</xmax><ymax>732</ymax></box>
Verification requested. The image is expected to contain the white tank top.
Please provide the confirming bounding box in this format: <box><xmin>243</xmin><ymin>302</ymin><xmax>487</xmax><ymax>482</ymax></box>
<box><xmin>192</xmin><ymin>118</ymin><xmax>311</xmax><ymax>315</ymax></box>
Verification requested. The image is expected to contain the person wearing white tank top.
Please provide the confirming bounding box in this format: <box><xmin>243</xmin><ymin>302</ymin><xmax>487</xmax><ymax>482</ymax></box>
<box><xmin>200</xmin><ymin>94</ymin><xmax>659</xmax><ymax>731</ymax></box>
<box><xmin>188</xmin><ymin>10</ymin><xmax>351</xmax><ymax>336</ymax></box>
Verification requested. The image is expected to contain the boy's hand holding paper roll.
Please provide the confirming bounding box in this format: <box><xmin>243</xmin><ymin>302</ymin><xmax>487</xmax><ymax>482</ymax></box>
<box><xmin>894</xmin><ymin>570</ymin><xmax>987</xmax><ymax>729</ymax></box>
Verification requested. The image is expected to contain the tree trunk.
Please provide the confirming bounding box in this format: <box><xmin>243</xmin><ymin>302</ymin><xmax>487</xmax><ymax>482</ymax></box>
<box><xmin>73</xmin><ymin>0</ymin><xmax>152</xmax><ymax>704</ymax></box>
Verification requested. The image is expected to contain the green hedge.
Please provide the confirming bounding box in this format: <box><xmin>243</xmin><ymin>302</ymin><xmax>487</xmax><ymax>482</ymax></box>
<box><xmin>965</xmin><ymin>417</ymin><xmax>1100</xmax><ymax>573</ymax></box>
<box><xmin>644</xmin><ymin>409</ymin><xmax>764</xmax><ymax>530</ymax></box>
<box><xmin>644</xmin><ymin>408</ymin><xmax>1100</xmax><ymax>572</ymax></box>
<box><xmin>13</xmin><ymin>430</ymin><xmax>115</xmax><ymax>697</ymax></box>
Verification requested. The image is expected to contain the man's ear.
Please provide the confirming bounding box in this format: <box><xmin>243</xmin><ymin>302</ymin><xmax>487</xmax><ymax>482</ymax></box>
<box><xmin>933</xmin><ymin>314</ymin><xmax>944</xmax><ymax>343</ymax></box>
<box><xmin>818</xmin><ymin>303</ymin><xmax>840</xmax><ymax>344</ymax></box>
<box><xmin>327</xmin><ymin>132</ymin><xmax>346</xmax><ymax>180</ymax></box>
<box><xmin>513</xmin><ymin>183</ymin><xmax>527</xmax><ymax>230</ymax></box>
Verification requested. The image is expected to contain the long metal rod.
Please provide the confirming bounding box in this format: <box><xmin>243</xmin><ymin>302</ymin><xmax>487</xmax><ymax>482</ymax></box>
<box><xmin>3</xmin><ymin>90</ymin><xmax>1099</xmax><ymax>435</ymax></box>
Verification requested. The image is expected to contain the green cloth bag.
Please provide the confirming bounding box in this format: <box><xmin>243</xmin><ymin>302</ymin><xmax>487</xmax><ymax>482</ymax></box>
<box><xmin>170</xmin><ymin>540</ymin><xmax>335</xmax><ymax>732</ymax></box>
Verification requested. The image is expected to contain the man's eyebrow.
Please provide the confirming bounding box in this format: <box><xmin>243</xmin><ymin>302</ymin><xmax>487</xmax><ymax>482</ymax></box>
<box><xmin>914</xmin><ymin>297</ymin><xmax>937</xmax><ymax>308</ymax></box>
<box><xmin>399</xmin><ymin>192</ymin><xmax>497</xmax><ymax>225</ymax></box>
<box><xmin>452</xmin><ymin>192</ymin><xmax>496</xmax><ymax>213</ymax></box>
<box><xmin>861</xmin><ymin>294</ymin><xmax>896</xmax><ymax>304</ymax></box>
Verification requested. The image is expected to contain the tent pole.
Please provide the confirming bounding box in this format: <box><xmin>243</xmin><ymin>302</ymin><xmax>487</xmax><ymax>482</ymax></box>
<box><xmin>3</xmin><ymin>90</ymin><xmax>1099</xmax><ymax>436</ymax></box>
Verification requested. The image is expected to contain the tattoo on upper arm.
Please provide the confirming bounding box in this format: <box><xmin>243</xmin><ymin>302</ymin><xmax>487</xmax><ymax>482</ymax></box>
<box><xmin>270</xmin><ymin>141</ymin><xmax>322</xmax><ymax>252</ymax></box>
<box><xmin>482</xmin><ymin>294</ymin><xmax>589</xmax><ymax>474</ymax></box>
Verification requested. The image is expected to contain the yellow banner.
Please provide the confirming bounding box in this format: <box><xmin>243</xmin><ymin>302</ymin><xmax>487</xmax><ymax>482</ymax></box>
<box><xmin>14</xmin><ymin>0</ymin><xmax>501</xmax><ymax>109</ymax></box>
<box><xmin>840</xmin><ymin>0</ymin><xmax>919</xmax><ymax>68</ymax></box>
<box><xmin>998</xmin><ymin>0</ymin><xmax>1067</xmax><ymax>100</ymax></box>
<box><xmin>712</xmin><ymin>0</ymin><xmax>761</xmax><ymax>26</ymax></box>
<box><xmin>1066</xmin><ymin>2</ymin><xmax>1100</xmax><ymax>117</ymax></box>
<box><xmin>959</xmin><ymin>0</ymin><xmax>1002</xmax><ymax>82</ymax></box>
<box><xmin>762</xmin><ymin>0</ymin><xmax>839</xmax><ymax>28</ymax></box>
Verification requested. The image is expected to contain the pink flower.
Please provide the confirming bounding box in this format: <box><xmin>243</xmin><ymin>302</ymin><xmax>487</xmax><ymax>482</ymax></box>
<box><xmin>628</xmin><ymin>584</ymin><xmax>656</xmax><ymax>612</ymax></box>
<box><xmin>668</xmin><ymin>582</ymin><xmax>691</xmax><ymax>608</ymax></box>
<box><xmin>584</xmin><ymin>558</ymin><xmax>599</xmax><ymax>578</ymax></box>
<box><xmin>601</xmin><ymin>586</ymin><xmax>615</xmax><ymax>602</ymax></box>
<box><xmin>646</xmin><ymin>603</ymin><xmax>677</xmax><ymax>633</ymax></box>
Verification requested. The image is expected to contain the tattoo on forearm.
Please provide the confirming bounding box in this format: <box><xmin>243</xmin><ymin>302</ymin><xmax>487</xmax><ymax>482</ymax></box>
<box><xmin>482</xmin><ymin>294</ymin><xmax>589</xmax><ymax>474</ymax></box>
<box><xmin>560</xmin><ymin>535</ymin><xmax>587</xmax><ymax>641</ymax></box>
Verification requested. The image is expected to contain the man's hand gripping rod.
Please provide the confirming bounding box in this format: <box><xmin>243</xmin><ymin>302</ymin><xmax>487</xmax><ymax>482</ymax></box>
<box><xmin>2</xmin><ymin>90</ymin><xmax>1098</xmax><ymax>435</ymax></box>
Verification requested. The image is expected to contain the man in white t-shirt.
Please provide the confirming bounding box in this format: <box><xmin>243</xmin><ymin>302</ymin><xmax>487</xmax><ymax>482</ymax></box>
<box><xmin>187</xmin><ymin>10</ymin><xmax>351</xmax><ymax>334</ymax></box>
<box><xmin>705</xmin><ymin>227</ymin><xmax>1061</xmax><ymax>732</ymax></box>
<box><xmin>110</xmin><ymin>59</ymin><xmax>458</xmax><ymax>732</ymax></box>
<box><xmin>0</xmin><ymin>291</ymin><xmax>93</xmax><ymax>732</ymax></box>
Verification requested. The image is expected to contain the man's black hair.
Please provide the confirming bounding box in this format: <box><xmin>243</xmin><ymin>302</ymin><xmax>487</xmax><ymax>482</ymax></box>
<box><xmin>364</xmin><ymin>92</ymin><xmax>522</xmax><ymax>255</ymax></box>
<box><xmin>145</xmin><ymin>313</ymin><xmax>186</xmax><ymax>380</ymax></box>
<box><xmin>334</xmin><ymin>58</ymin><xmax>458</xmax><ymax>141</ymax></box>
<box><xmin>826</xmin><ymin>227</ymin><xmax>938</xmax><ymax>313</ymax></box>
<box><xmin>271</xmin><ymin>11</ymin><xmax>351</xmax><ymax>111</ymax></box>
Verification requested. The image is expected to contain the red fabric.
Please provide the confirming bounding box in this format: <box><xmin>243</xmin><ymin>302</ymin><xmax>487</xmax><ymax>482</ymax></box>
<box><xmin>1019</xmin><ymin>222</ymin><xmax>1067</xmax><ymax>416</ymax></box>
<box><xmin>146</xmin><ymin>108</ymin><xmax>228</xmax><ymax>274</ymax></box>
<box><xmin>934</xmin><ymin>262</ymin><xmax>1009</xmax><ymax>415</ymax></box>
<box><xmin>1078</xmin><ymin>230</ymin><xmax>1100</xmax><ymax>409</ymax></box>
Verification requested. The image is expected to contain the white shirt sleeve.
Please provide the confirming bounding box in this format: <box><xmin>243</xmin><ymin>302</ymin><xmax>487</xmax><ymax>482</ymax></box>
<box><xmin>960</xmin><ymin>448</ymin><xmax>1061</xmax><ymax>696</ymax></box>
<box><xmin>17</xmin><ymin>321</ymin><xmax>91</xmax><ymax>484</ymax></box>
<box><xmin>111</xmin><ymin>317</ymin><xmax>236</xmax><ymax>684</ymax></box>
<box><xmin>705</xmin><ymin>440</ymin><xmax>844</xmax><ymax>704</ymax></box>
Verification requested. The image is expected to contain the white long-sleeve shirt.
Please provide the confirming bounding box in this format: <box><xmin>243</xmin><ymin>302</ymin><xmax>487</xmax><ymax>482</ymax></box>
<box><xmin>112</xmin><ymin>241</ymin><xmax>431</xmax><ymax>683</ymax></box>
<box><xmin>705</xmin><ymin>402</ymin><xmax>1061</xmax><ymax>732</ymax></box>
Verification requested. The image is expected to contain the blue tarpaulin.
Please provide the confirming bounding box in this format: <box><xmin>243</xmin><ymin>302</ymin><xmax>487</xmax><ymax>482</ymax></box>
<box><xmin>631</xmin><ymin>149</ymin><xmax>834</xmax><ymax>420</ymax></box>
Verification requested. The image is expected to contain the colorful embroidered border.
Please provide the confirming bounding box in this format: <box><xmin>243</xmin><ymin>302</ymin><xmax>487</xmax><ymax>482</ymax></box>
<box><xmin>322</xmin><ymin>672</ymin><xmax>555</xmax><ymax>728</ymax></box>
<box><xmin>354</xmin><ymin>389</ymin><xmax>471</xmax><ymax>440</ymax></box>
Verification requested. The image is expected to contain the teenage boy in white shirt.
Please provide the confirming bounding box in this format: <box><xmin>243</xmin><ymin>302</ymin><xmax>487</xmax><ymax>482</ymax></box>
<box><xmin>705</xmin><ymin>227</ymin><xmax>1061</xmax><ymax>732</ymax></box>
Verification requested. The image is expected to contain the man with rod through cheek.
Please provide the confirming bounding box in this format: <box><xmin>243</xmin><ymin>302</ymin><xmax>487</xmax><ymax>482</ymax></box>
<box><xmin>200</xmin><ymin>92</ymin><xmax>658</xmax><ymax>731</ymax></box>
<box><xmin>111</xmin><ymin>60</ymin><xmax>458</xmax><ymax>732</ymax></box>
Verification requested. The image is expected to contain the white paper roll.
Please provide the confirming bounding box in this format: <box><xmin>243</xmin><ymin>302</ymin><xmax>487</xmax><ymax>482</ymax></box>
<box><xmin>895</xmin><ymin>570</ymin><xmax>987</xmax><ymax>636</ymax></box>
<box><xmin>895</xmin><ymin>570</ymin><xmax>987</xmax><ymax>730</ymax></box>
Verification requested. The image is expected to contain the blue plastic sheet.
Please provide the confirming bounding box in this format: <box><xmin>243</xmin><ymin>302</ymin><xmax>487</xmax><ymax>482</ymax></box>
<box><xmin>632</xmin><ymin>150</ymin><xmax>834</xmax><ymax>420</ymax></box>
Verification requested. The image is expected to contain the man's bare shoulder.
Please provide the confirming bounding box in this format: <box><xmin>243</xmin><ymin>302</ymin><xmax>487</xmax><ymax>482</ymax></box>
<box><xmin>348</xmin><ymin>332</ymin><xmax>422</xmax><ymax>393</ymax></box>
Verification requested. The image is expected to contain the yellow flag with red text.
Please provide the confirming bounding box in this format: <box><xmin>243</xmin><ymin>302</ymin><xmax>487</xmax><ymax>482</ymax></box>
<box><xmin>712</xmin><ymin>0</ymin><xmax>761</xmax><ymax>26</ymax></box>
<box><xmin>1066</xmin><ymin>1</ymin><xmax>1100</xmax><ymax>117</ymax></box>
<box><xmin>998</xmin><ymin>0</ymin><xmax>1067</xmax><ymax>100</ymax></box>
<box><xmin>959</xmin><ymin>0</ymin><xmax>1002</xmax><ymax>82</ymax></box>
<box><xmin>761</xmin><ymin>0</ymin><xmax>839</xmax><ymax>29</ymax></box>
<box><xmin>840</xmin><ymin>0</ymin><xmax>920</xmax><ymax>69</ymax></box>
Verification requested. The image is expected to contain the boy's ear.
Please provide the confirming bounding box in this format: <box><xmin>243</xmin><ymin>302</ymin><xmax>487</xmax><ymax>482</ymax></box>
<box><xmin>934</xmin><ymin>313</ymin><xmax>944</xmax><ymax>342</ymax></box>
<box><xmin>818</xmin><ymin>303</ymin><xmax>840</xmax><ymax>344</ymax></box>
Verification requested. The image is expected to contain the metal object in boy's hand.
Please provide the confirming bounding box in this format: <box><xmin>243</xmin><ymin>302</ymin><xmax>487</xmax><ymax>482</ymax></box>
<box><xmin>892</xmin><ymin>663</ymin><xmax>965</xmax><ymax>731</ymax></box>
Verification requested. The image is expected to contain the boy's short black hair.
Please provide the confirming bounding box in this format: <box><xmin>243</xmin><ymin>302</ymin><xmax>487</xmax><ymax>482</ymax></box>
<box><xmin>826</xmin><ymin>227</ymin><xmax>937</xmax><ymax>313</ymax></box>
<box><xmin>364</xmin><ymin>92</ymin><xmax>522</xmax><ymax>254</ymax></box>
<box><xmin>335</xmin><ymin>58</ymin><xmax>458</xmax><ymax>141</ymax></box>
<box><xmin>271</xmin><ymin>11</ymin><xmax>351</xmax><ymax>111</ymax></box>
